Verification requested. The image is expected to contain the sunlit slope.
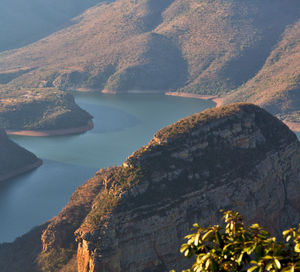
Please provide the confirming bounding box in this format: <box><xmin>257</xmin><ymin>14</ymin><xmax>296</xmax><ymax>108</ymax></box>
<box><xmin>223</xmin><ymin>20</ymin><xmax>300</xmax><ymax>123</ymax></box>
<box><xmin>0</xmin><ymin>0</ymin><xmax>299</xmax><ymax>95</ymax></box>
<box><xmin>0</xmin><ymin>0</ymin><xmax>103</xmax><ymax>52</ymax></box>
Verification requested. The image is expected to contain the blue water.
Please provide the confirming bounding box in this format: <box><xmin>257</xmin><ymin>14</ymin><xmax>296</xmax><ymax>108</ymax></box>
<box><xmin>0</xmin><ymin>93</ymin><xmax>214</xmax><ymax>243</ymax></box>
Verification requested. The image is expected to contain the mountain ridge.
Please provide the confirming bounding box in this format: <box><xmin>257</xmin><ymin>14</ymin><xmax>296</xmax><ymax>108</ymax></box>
<box><xmin>1</xmin><ymin>103</ymin><xmax>300</xmax><ymax>271</ymax></box>
<box><xmin>0</xmin><ymin>0</ymin><xmax>299</xmax><ymax>125</ymax></box>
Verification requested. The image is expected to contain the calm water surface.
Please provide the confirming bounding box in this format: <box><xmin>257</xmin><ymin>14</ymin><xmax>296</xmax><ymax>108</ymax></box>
<box><xmin>0</xmin><ymin>93</ymin><xmax>214</xmax><ymax>243</ymax></box>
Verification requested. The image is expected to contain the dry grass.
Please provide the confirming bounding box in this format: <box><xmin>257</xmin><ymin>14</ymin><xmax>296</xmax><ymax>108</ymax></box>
<box><xmin>223</xmin><ymin>20</ymin><xmax>300</xmax><ymax>122</ymax></box>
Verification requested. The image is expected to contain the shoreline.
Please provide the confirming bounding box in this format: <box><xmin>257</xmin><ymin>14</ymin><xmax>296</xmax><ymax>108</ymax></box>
<box><xmin>0</xmin><ymin>159</ymin><xmax>43</xmax><ymax>183</ymax></box>
<box><xmin>165</xmin><ymin>92</ymin><xmax>224</xmax><ymax>107</ymax></box>
<box><xmin>6</xmin><ymin>120</ymin><xmax>94</xmax><ymax>137</ymax></box>
<box><xmin>102</xmin><ymin>89</ymin><xmax>164</xmax><ymax>94</ymax></box>
<box><xmin>165</xmin><ymin>92</ymin><xmax>300</xmax><ymax>133</ymax></box>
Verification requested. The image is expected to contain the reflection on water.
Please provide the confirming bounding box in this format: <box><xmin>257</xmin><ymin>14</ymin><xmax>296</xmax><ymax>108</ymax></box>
<box><xmin>1</xmin><ymin>93</ymin><xmax>215</xmax><ymax>242</ymax></box>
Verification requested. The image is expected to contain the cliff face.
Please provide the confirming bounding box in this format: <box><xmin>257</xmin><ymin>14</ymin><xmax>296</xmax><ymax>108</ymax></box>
<box><xmin>0</xmin><ymin>129</ymin><xmax>42</xmax><ymax>182</ymax></box>
<box><xmin>3</xmin><ymin>103</ymin><xmax>300</xmax><ymax>272</ymax></box>
<box><xmin>72</xmin><ymin>104</ymin><xmax>300</xmax><ymax>272</ymax></box>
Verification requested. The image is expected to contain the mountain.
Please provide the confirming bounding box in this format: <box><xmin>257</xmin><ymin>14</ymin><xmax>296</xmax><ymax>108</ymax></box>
<box><xmin>0</xmin><ymin>0</ymin><xmax>299</xmax><ymax>123</ymax></box>
<box><xmin>0</xmin><ymin>0</ymin><xmax>105</xmax><ymax>52</ymax></box>
<box><xmin>222</xmin><ymin>19</ymin><xmax>300</xmax><ymax>126</ymax></box>
<box><xmin>0</xmin><ymin>129</ymin><xmax>42</xmax><ymax>182</ymax></box>
<box><xmin>0</xmin><ymin>87</ymin><xmax>93</xmax><ymax>135</ymax></box>
<box><xmin>1</xmin><ymin>103</ymin><xmax>300</xmax><ymax>271</ymax></box>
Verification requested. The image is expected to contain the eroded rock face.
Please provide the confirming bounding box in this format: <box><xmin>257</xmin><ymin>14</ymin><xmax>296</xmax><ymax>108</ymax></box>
<box><xmin>72</xmin><ymin>104</ymin><xmax>300</xmax><ymax>272</ymax></box>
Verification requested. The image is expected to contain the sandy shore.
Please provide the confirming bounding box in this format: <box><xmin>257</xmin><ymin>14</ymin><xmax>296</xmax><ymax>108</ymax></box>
<box><xmin>0</xmin><ymin>159</ymin><xmax>43</xmax><ymax>182</ymax></box>
<box><xmin>165</xmin><ymin>92</ymin><xmax>224</xmax><ymax>107</ymax></box>
<box><xmin>102</xmin><ymin>89</ymin><xmax>164</xmax><ymax>94</ymax></box>
<box><xmin>165</xmin><ymin>92</ymin><xmax>300</xmax><ymax>132</ymax></box>
<box><xmin>6</xmin><ymin>120</ymin><xmax>94</xmax><ymax>137</ymax></box>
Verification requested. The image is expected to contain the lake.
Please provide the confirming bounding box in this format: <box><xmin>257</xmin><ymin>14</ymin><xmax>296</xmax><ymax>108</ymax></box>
<box><xmin>0</xmin><ymin>93</ymin><xmax>215</xmax><ymax>243</ymax></box>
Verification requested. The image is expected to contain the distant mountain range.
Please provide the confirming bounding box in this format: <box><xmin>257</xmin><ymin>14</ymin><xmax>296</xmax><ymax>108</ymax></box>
<box><xmin>0</xmin><ymin>0</ymin><xmax>103</xmax><ymax>52</ymax></box>
<box><xmin>0</xmin><ymin>0</ymin><xmax>299</xmax><ymax>123</ymax></box>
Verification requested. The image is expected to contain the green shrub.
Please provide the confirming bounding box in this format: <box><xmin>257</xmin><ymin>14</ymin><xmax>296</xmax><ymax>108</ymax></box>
<box><xmin>174</xmin><ymin>210</ymin><xmax>300</xmax><ymax>272</ymax></box>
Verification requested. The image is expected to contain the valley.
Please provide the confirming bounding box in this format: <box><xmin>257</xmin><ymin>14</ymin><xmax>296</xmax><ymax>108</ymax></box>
<box><xmin>0</xmin><ymin>0</ymin><xmax>300</xmax><ymax>271</ymax></box>
<box><xmin>0</xmin><ymin>93</ymin><xmax>214</xmax><ymax>243</ymax></box>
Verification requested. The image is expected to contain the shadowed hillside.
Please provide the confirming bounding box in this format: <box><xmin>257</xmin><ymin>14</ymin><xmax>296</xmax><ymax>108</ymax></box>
<box><xmin>0</xmin><ymin>129</ymin><xmax>42</xmax><ymax>182</ymax></box>
<box><xmin>223</xmin><ymin>19</ymin><xmax>300</xmax><ymax>125</ymax></box>
<box><xmin>0</xmin><ymin>0</ymin><xmax>299</xmax><ymax>123</ymax></box>
<box><xmin>0</xmin><ymin>0</ymin><xmax>299</xmax><ymax>94</ymax></box>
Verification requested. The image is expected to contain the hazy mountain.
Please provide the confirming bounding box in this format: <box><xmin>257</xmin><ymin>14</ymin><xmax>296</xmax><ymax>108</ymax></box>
<box><xmin>0</xmin><ymin>0</ymin><xmax>105</xmax><ymax>52</ymax></box>
<box><xmin>0</xmin><ymin>0</ymin><xmax>299</xmax><ymax>123</ymax></box>
<box><xmin>0</xmin><ymin>0</ymin><xmax>298</xmax><ymax>93</ymax></box>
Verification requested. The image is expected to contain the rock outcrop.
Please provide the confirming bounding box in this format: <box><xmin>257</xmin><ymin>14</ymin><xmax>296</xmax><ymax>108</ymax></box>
<box><xmin>0</xmin><ymin>129</ymin><xmax>42</xmax><ymax>182</ymax></box>
<box><xmin>2</xmin><ymin>103</ymin><xmax>300</xmax><ymax>272</ymax></box>
<box><xmin>72</xmin><ymin>103</ymin><xmax>300</xmax><ymax>272</ymax></box>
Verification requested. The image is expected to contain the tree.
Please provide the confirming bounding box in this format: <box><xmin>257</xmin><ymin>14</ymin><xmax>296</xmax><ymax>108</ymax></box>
<box><xmin>173</xmin><ymin>210</ymin><xmax>300</xmax><ymax>272</ymax></box>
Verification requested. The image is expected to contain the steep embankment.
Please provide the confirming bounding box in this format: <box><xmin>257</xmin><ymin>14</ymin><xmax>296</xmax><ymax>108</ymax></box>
<box><xmin>222</xmin><ymin>19</ymin><xmax>300</xmax><ymax>130</ymax></box>
<box><xmin>0</xmin><ymin>129</ymin><xmax>42</xmax><ymax>182</ymax></box>
<box><xmin>2</xmin><ymin>103</ymin><xmax>300</xmax><ymax>272</ymax></box>
<box><xmin>0</xmin><ymin>88</ymin><xmax>93</xmax><ymax>135</ymax></box>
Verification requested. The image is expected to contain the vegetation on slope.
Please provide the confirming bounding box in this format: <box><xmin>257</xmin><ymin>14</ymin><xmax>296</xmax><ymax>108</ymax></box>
<box><xmin>223</xmin><ymin>19</ymin><xmax>300</xmax><ymax>123</ymax></box>
<box><xmin>0</xmin><ymin>129</ymin><xmax>42</xmax><ymax>180</ymax></box>
<box><xmin>0</xmin><ymin>0</ymin><xmax>299</xmax><ymax>96</ymax></box>
<box><xmin>176</xmin><ymin>210</ymin><xmax>300</xmax><ymax>272</ymax></box>
<box><xmin>0</xmin><ymin>87</ymin><xmax>92</xmax><ymax>131</ymax></box>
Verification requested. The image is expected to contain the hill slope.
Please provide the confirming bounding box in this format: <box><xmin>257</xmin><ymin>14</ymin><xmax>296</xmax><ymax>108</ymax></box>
<box><xmin>222</xmin><ymin>19</ymin><xmax>300</xmax><ymax>126</ymax></box>
<box><xmin>0</xmin><ymin>129</ymin><xmax>42</xmax><ymax>182</ymax></box>
<box><xmin>0</xmin><ymin>87</ymin><xmax>93</xmax><ymax>134</ymax></box>
<box><xmin>1</xmin><ymin>103</ymin><xmax>300</xmax><ymax>271</ymax></box>
<box><xmin>0</xmin><ymin>0</ymin><xmax>299</xmax><ymax>94</ymax></box>
<box><xmin>0</xmin><ymin>0</ymin><xmax>105</xmax><ymax>52</ymax></box>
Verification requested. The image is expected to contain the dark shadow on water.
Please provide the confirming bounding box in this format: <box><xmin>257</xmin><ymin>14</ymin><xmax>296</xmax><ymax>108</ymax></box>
<box><xmin>0</xmin><ymin>159</ymin><xmax>97</xmax><ymax>243</ymax></box>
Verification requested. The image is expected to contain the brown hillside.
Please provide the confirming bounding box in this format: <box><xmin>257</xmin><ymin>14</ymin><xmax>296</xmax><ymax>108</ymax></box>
<box><xmin>0</xmin><ymin>0</ymin><xmax>299</xmax><ymax>95</ymax></box>
<box><xmin>223</xmin><ymin>19</ymin><xmax>300</xmax><ymax>124</ymax></box>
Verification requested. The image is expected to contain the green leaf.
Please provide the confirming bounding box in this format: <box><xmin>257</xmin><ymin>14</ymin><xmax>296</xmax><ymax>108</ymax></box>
<box><xmin>215</xmin><ymin>231</ymin><xmax>224</xmax><ymax>247</ymax></box>
<box><xmin>180</xmin><ymin>244</ymin><xmax>190</xmax><ymax>253</ymax></box>
<box><xmin>274</xmin><ymin>258</ymin><xmax>281</xmax><ymax>269</ymax></box>
<box><xmin>184</xmin><ymin>249</ymin><xmax>190</xmax><ymax>257</ymax></box>
<box><xmin>202</xmin><ymin>230</ymin><xmax>213</xmax><ymax>241</ymax></box>
<box><xmin>194</xmin><ymin>232</ymin><xmax>200</xmax><ymax>246</ymax></box>
<box><xmin>248</xmin><ymin>265</ymin><xmax>258</xmax><ymax>272</ymax></box>
<box><xmin>295</xmin><ymin>243</ymin><xmax>300</xmax><ymax>253</ymax></box>
<box><xmin>283</xmin><ymin>230</ymin><xmax>291</xmax><ymax>236</ymax></box>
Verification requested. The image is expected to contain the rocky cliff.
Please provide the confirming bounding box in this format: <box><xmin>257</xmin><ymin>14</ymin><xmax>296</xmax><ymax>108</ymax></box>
<box><xmin>0</xmin><ymin>129</ymin><xmax>42</xmax><ymax>182</ymax></box>
<box><xmin>1</xmin><ymin>103</ymin><xmax>300</xmax><ymax>272</ymax></box>
<box><xmin>32</xmin><ymin>103</ymin><xmax>300</xmax><ymax>272</ymax></box>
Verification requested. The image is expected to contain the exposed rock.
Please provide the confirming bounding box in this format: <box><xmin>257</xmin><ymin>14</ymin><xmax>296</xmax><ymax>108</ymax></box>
<box><xmin>2</xmin><ymin>103</ymin><xmax>300</xmax><ymax>272</ymax></box>
<box><xmin>71</xmin><ymin>103</ymin><xmax>300</xmax><ymax>272</ymax></box>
